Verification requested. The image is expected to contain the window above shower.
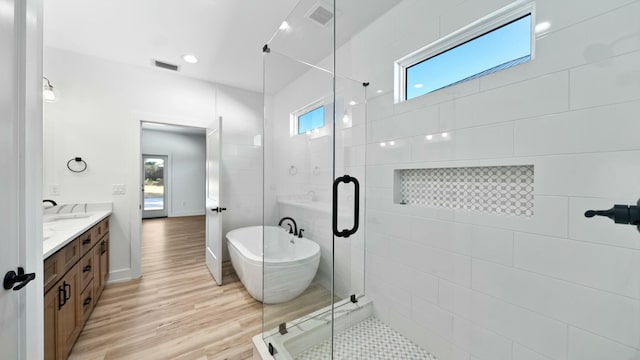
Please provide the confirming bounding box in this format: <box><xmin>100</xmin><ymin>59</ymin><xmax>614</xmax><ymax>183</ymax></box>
<box><xmin>291</xmin><ymin>99</ymin><xmax>328</xmax><ymax>137</ymax></box>
<box><xmin>298</xmin><ymin>106</ymin><xmax>325</xmax><ymax>134</ymax></box>
<box><xmin>394</xmin><ymin>1</ymin><xmax>534</xmax><ymax>102</ymax></box>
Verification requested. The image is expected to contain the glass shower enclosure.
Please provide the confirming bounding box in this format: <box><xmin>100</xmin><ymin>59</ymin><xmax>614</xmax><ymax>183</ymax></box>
<box><xmin>260</xmin><ymin>0</ymin><xmax>640</xmax><ymax>359</ymax></box>
<box><xmin>261</xmin><ymin>0</ymin><xmax>375</xmax><ymax>357</ymax></box>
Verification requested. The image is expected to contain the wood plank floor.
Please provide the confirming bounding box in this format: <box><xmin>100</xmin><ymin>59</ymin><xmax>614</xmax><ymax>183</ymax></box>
<box><xmin>69</xmin><ymin>216</ymin><xmax>261</xmax><ymax>360</ymax></box>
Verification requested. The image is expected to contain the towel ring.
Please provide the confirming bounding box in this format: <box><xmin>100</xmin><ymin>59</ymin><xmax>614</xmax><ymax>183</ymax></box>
<box><xmin>288</xmin><ymin>165</ymin><xmax>298</xmax><ymax>176</ymax></box>
<box><xmin>67</xmin><ymin>157</ymin><xmax>87</xmax><ymax>173</ymax></box>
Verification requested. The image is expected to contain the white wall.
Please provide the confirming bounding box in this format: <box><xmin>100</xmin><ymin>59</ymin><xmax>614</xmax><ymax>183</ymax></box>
<box><xmin>44</xmin><ymin>47</ymin><xmax>262</xmax><ymax>280</ymax></box>
<box><xmin>141</xmin><ymin>129</ymin><xmax>206</xmax><ymax>217</ymax></box>
<box><xmin>268</xmin><ymin>0</ymin><xmax>640</xmax><ymax>359</ymax></box>
<box><xmin>218</xmin><ymin>85</ymin><xmax>264</xmax><ymax>261</ymax></box>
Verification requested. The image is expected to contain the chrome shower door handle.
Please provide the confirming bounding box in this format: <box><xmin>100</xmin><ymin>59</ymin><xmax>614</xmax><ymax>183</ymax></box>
<box><xmin>332</xmin><ymin>175</ymin><xmax>360</xmax><ymax>238</ymax></box>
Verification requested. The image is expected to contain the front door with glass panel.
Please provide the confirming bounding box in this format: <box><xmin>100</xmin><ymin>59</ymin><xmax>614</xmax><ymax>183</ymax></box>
<box><xmin>142</xmin><ymin>155</ymin><xmax>169</xmax><ymax>218</ymax></box>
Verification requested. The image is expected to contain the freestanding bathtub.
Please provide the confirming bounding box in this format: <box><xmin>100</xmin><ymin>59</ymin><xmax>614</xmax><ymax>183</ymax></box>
<box><xmin>226</xmin><ymin>226</ymin><xmax>320</xmax><ymax>304</ymax></box>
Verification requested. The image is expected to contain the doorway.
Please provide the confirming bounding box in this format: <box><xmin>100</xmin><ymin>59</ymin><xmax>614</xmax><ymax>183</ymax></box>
<box><xmin>142</xmin><ymin>155</ymin><xmax>169</xmax><ymax>219</ymax></box>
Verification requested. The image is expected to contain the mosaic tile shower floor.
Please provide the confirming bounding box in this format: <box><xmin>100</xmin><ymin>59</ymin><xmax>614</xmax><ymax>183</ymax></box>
<box><xmin>294</xmin><ymin>317</ymin><xmax>437</xmax><ymax>360</ymax></box>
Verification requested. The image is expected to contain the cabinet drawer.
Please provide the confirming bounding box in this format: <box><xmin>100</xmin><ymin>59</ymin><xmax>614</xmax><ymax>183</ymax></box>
<box><xmin>78</xmin><ymin>229</ymin><xmax>94</xmax><ymax>256</ymax></box>
<box><xmin>79</xmin><ymin>251</ymin><xmax>94</xmax><ymax>291</ymax></box>
<box><xmin>77</xmin><ymin>280</ymin><xmax>94</xmax><ymax>324</ymax></box>
<box><xmin>60</xmin><ymin>238</ymin><xmax>80</xmax><ymax>274</ymax></box>
<box><xmin>44</xmin><ymin>252</ymin><xmax>61</xmax><ymax>293</ymax></box>
<box><xmin>91</xmin><ymin>218</ymin><xmax>109</xmax><ymax>241</ymax></box>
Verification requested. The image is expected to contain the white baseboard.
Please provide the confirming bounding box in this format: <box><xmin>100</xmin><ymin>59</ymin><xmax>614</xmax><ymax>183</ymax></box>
<box><xmin>106</xmin><ymin>268</ymin><xmax>137</xmax><ymax>284</ymax></box>
<box><xmin>169</xmin><ymin>211</ymin><xmax>205</xmax><ymax>217</ymax></box>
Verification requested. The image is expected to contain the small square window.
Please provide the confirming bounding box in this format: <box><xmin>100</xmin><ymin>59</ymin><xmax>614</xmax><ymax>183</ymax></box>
<box><xmin>297</xmin><ymin>105</ymin><xmax>325</xmax><ymax>134</ymax></box>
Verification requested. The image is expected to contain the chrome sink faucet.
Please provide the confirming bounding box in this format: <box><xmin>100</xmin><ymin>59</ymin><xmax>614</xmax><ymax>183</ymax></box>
<box><xmin>278</xmin><ymin>217</ymin><xmax>298</xmax><ymax>236</ymax></box>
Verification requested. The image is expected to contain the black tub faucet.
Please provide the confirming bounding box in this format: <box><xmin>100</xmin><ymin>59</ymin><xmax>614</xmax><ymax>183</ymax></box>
<box><xmin>278</xmin><ymin>217</ymin><xmax>298</xmax><ymax>236</ymax></box>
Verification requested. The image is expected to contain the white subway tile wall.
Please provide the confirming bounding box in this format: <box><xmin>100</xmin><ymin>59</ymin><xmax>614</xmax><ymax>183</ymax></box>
<box><xmin>357</xmin><ymin>1</ymin><xmax>640</xmax><ymax>358</ymax></box>
<box><xmin>267</xmin><ymin>0</ymin><xmax>640</xmax><ymax>359</ymax></box>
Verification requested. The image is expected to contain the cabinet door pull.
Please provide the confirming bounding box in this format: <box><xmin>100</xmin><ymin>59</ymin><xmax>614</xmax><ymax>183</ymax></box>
<box><xmin>64</xmin><ymin>282</ymin><xmax>71</xmax><ymax>302</ymax></box>
<box><xmin>83</xmin><ymin>265</ymin><xmax>92</xmax><ymax>273</ymax></box>
<box><xmin>58</xmin><ymin>284</ymin><xmax>66</xmax><ymax>310</ymax></box>
<box><xmin>83</xmin><ymin>297</ymin><xmax>92</xmax><ymax>306</ymax></box>
<box><xmin>82</xmin><ymin>238</ymin><xmax>91</xmax><ymax>245</ymax></box>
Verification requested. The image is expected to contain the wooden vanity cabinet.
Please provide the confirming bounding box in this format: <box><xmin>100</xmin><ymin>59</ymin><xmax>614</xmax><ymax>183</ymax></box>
<box><xmin>43</xmin><ymin>251</ymin><xmax>61</xmax><ymax>293</ymax></box>
<box><xmin>44</xmin><ymin>287</ymin><xmax>57</xmax><ymax>360</ymax></box>
<box><xmin>92</xmin><ymin>217</ymin><xmax>109</xmax><ymax>301</ymax></box>
<box><xmin>44</xmin><ymin>217</ymin><xmax>110</xmax><ymax>360</ymax></box>
<box><xmin>93</xmin><ymin>236</ymin><xmax>109</xmax><ymax>301</ymax></box>
<box><xmin>55</xmin><ymin>265</ymin><xmax>81</xmax><ymax>360</ymax></box>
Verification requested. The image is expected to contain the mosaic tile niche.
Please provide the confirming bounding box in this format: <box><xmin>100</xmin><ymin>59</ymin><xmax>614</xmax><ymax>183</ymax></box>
<box><xmin>397</xmin><ymin>165</ymin><xmax>534</xmax><ymax>217</ymax></box>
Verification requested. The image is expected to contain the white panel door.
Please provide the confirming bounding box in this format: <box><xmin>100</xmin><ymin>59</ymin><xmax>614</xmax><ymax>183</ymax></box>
<box><xmin>205</xmin><ymin>117</ymin><xmax>224</xmax><ymax>285</ymax></box>
<box><xmin>1</xmin><ymin>0</ymin><xmax>39</xmax><ymax>357</ymax></box>
<box><xmin>0</xmin><ymin>0</ymin><xmax>21</xmax><ymax>355</ymax></box>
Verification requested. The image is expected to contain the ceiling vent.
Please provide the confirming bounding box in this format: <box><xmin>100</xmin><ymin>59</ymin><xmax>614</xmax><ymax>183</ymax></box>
<box><xmin>153</xmin><ymin>60</ymin><xmax>179</xmax><ymax>72</ymax></box>
<box><xmin>306</xmin><ymin>1</ymin><xmax>334</xmax><ymax>27</ymax></box>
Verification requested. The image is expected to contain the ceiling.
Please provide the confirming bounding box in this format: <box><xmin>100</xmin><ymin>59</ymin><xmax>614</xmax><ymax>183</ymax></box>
<box><xmin>43</xmin><ymin>0</ymin><xmax>401</xmax><ymax>94</ymax></box>
<box><xmin>43</xmin><ymin>0</ymin><xmax>299</xmax><ymax>93</ymax></box>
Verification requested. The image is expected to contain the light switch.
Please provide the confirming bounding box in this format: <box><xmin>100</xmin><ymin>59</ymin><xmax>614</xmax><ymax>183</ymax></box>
<box><xmin>112</xmin><ymin>184</ymin><xmax>126</xmax><ymax>195</ymax></box>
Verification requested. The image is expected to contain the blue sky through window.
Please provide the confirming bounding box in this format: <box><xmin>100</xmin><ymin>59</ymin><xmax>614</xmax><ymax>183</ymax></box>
<box><xmin>298</xmin><ymin>106</ymin><xmax>324</xmax><ymax>134</ymax></box>
<box><xmin>406</xmin><ymin>14</ymin><xmax>531</xmax><ymax>100</ymax></box>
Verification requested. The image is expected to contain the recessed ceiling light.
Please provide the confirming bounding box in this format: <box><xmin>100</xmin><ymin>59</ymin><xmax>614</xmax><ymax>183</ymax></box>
<box><xmin>279</xmin><ymin>21</ymin><xmax>290</xmax><ymax>30</ymax></box>
<box><xmin>182</xmin><ymin>54</ymin><xmax>198</xmax><ymax>64</ymax></box>
<box><xmin>349</xmin><ymin>100</ymin><xmax>357</xmax><ymax>106</ymax></box>
<box><xmin>535</xmin><ymin>22</ymin><xmax>551</xmax><ymax>33</ymax></box>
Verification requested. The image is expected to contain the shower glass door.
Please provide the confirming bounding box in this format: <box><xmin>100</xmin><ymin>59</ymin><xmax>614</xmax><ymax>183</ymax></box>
<box><xmin>261</xmin><ymin>0</ymin><xmax>397</xmax><ymax>358</ymax></box>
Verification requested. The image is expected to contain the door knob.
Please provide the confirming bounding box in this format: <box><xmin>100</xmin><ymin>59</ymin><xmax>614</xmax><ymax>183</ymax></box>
<box><xmin>3</xmin><ymin>267</ymin><xmax>36</xmax><ymax>291</ymax></box>
<box><xmin>585</xmin><ymin>199</ymin><xmax>640</xmax><ymax>233</ymax></box>
<box><xmin>211</xmin><ymin>207</ymin><xmax>227</xmax><ymax>212</ymax></box>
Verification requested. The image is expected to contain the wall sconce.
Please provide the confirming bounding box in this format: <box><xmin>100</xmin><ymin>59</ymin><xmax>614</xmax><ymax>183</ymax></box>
<box><xmin>43</xmin><ymin>77</ymin><xmax>57</xmax><ymax>102</ymax></box>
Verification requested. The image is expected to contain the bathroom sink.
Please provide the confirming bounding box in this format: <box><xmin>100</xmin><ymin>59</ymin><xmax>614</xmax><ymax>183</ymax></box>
<box><xmin>43</xmin><ymin>213</ymin><xmax>91</xmax><ymax>223</ymax></box>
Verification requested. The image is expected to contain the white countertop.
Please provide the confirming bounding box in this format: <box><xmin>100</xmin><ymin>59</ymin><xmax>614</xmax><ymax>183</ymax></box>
<box><xmin>43</xmin><ymin>203</ymin><xmax>113</xmax><ymax>259</ymax></box>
